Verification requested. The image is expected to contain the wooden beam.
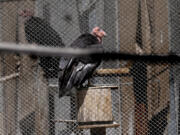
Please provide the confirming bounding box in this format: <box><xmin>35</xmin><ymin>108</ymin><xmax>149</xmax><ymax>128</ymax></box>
<box><xmin>89</xmin><ymin>86</ymin><xmax>118</xmax><ymax>89</ymax></box>
<box><xmin>0</xmin><ymin>73</ymin><xmax>19</xmax><ymax>82</ymax></box>
<box><xmin>54</xmin><ymin>119</ymin><xmax>77</xmax><ymax>123</ymax></box>
<box><xmin>133</xmin><ymin>0</ymin><xmax>150</xmax><ymax>134</ymax></box>
<box><xmin>77</xmin><ymin>122</ymin><xmax>120</xmax><ymax>129</ymax></box>
<box><xmin>95</xmin><ymin>68</ymin><xmax>130</xmax><ymax>75</ymax></box>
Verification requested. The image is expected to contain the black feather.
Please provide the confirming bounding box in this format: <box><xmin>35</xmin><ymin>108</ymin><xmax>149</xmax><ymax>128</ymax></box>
<box><xmin>58</xmin><ymin>33</ymin><xmax>103</xmax><ymax>97</ymax></box>
<box><xmin>148</xmin><ymin>104</ymin><xmax>170</xmax><ymax>135</ymax></box>
<box><xmin>24</xmin><ymin>16</ymin><xmax>65</xmax><ymax>79</ymax></box>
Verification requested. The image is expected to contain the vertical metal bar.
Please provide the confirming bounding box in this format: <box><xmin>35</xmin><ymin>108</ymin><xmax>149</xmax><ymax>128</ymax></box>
<box><xmin>14</xmin><ymin>59</ymin><xmax>19</xmax><ymax>134</ymax></box>
<box><xmin>1</xmin><ymin>55</ymin><xmax>7</xmax><ymax>135</ymax></box>
<box><xmin>48</xmin><ymin>81</ymin><xmax>55</xmax><ymax>135</ymax></box>
<box><xmin>0</xmin><ymin>3</ymin><xmax>2</xmax><ymax>42</ymax></box>
<box><xmin>167</xmin><ymin>0</ymin><xmax>180</xmax><ymax>134</ymax></box>
<box><xmin>0</xmin><ymin>3</ymin><xmax>4</xmax><ymax>134</ymax></box>
<box><xmin>14</xmin><ymin>2</ymin><xmax>20</xmax><ymax>133</ymax></box>
<box><xmin>69</xmin><ymin>95</ymin><xmax>76</xmax><ymax>133</ymax></box>
<box><xmin>0</xmin><ymin>55</ymin><xmax>5</xmax><ymax>134</ymax></box>
<box><xmin>34</xmin><ymin>61</ymin><xmax>41</xmax><ymax>135</ymax></box>
<box><xmin>115</xmin><ymin>0</ymin><xmax>122</xmax><ymax>134</ymax></box>
<box><xmin>168</xmin><ymin>65</ymin><xmax>178</xmax><ymax>135</ymax></box>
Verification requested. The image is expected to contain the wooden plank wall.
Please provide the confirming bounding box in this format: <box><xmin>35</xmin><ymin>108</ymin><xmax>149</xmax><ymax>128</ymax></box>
<box><xmin>1</xmin><ymin>1</ymin><xmax>19</xmax><ymax>134</ymax></box>
<box><xmin>118</xmin><ymin>0</ymin><xmax>139</xmax><ymax>53</ymax></box>
<box><xmin>0</xmin><ymin>0</ymin><xmax>171</xmax><ymax>135</ymax></box>
<box><xmin>118</xmin><ymin>0</ymin><xmax>170</xmax><ymax>134</ymax></box>
<box><xmin>17</xmin><ymin>0</ymin><xmax>49</xmax><ymax>135</ymax></box>
<box><xmin>146</xmin><ymin>0</ymin><xmax>170</xmax><ymax>119</ymax></box>
<box><xmin>120</xmin><ymin>76</ymin><xmax>135</xmax><ymax>135</ymax></box>
<box><xmin>0</xmin><ymin>0</ymin><xmax>49</xmax><ymax>134</ymax></box>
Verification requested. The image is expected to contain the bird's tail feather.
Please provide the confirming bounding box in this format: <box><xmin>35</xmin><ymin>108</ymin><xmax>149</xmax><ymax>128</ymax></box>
<box><xmin>59</xmin><ymin>87</ymin><xmax>76</xmax><ymax>98</ymax></box>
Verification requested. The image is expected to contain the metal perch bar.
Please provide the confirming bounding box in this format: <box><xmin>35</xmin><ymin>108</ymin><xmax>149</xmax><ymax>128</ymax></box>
<box><xmin>54</xmin><ymin>119</ymin><xmax>77</xmax><ymax>123</ymax></box>
<box><xmin>0</xmin><ymin>73</ymin><xmax>19</xmax><ymax>82</ymax></box>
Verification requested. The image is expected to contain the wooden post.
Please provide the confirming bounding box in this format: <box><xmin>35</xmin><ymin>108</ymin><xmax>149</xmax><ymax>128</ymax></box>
<box><xmin>77</xmin><ymin>86</ymin><xmax>120</xmax><ymax>135</ymax></box>
<box><xmin>77</xmin><ymin>87</ymin><xmax>113</xmax><ymax>123</ymax></box>
<box><xmin>77</xmin><ymin>87</ymin><xmax>112</xmax><ymax>135</ymax></box>
<box><xmin>133</xmin><ymin>0</ymin><xmax>152</xmax><ymax>134</ymax></box>
<box><xmin>1</xmin><ymin>1</ymin><xmax>19</xmax><ymax>134</ymax></box>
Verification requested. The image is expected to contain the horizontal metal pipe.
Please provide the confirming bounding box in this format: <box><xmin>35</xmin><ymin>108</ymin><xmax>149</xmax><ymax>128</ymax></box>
<box><xmin>0</xmin><ymin>42</ymin><xmax>102</xmax><ymax>57</ymax></box>
<box><xmin>0</xmin><ymin>42</ymin><xmax>180</xmax><ymax>62</ymax></box>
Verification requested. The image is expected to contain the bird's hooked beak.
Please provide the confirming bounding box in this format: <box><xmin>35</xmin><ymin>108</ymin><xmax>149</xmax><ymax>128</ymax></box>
<box><xmin>100</xmin><ymin>29</ymin><xmax>107</xmax><ymax>37</ymax></box>
<box><xmin>91</xmin><ymin>27</ymin><xmax>107</xmax><ymax>43</ymax></box>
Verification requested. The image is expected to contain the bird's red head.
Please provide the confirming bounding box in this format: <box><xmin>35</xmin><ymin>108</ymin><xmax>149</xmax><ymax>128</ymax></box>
<box><xmin>18</xmin><ymin>9</ymin><xmax>34</xmax><ymax>17</ymax></box>
<box><xmin>91</xmin><ymin>27</ymin><xmax>107</xmax><ymax>43</ymax></box>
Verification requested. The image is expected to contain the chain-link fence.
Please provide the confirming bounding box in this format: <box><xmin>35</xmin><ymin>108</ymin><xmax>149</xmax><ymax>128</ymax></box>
<box><xmin>0</xmin><ymin>0</ymin><xmax>179</xmax><ymax>135</ymax></box>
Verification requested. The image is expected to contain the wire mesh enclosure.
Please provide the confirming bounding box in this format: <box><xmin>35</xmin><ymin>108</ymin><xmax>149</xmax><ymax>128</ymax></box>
<box><xmin>0</xmin><ymin>0</ymin><xmax>179</xmax><ymax>135</ymax></box>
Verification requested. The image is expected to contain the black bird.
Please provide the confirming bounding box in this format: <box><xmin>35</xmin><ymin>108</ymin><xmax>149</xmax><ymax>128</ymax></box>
<box><xmin>58</xmin><ymin>27</ymin><xmax>106</xmax><ymax>97</ymax></box>
<box><xmin>148</xmin><ymin>103</ymin><xmax>170</xmax><ymax>135</ymax></box>
<box><xmin>19</xmin><ymin>9</ymin><xmax>65</xmax><ymax>79</ymax></box>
